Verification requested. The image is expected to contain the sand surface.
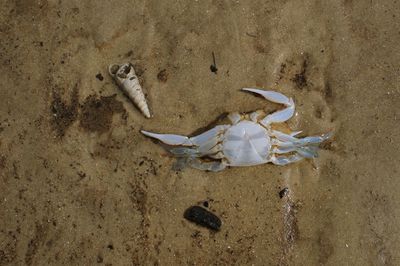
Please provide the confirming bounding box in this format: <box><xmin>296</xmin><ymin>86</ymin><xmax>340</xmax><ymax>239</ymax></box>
<box><xmin>1</xmin><ymin>0</ymin><xmax>400</xmax><ymax>265</ymax></box>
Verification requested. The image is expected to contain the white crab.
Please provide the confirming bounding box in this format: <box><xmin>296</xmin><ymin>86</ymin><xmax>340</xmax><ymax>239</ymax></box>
<box><xmin>141</xmin><ymin>88</ymin><xmax>332</xmax><ymax>172</ymax></box>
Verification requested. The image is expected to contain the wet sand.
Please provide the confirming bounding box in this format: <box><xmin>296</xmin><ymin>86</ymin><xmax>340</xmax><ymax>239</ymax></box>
<box><xmin>1</xmin><ymin>0</ymin><xmax>399</xmax><ymax>265</ymax></box>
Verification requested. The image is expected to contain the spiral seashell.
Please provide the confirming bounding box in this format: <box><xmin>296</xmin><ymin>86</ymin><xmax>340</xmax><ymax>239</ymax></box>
<box><xmin>109</xmin><ymin>63</ymin><xmax>151</xmax><ymax>118</ymax></box>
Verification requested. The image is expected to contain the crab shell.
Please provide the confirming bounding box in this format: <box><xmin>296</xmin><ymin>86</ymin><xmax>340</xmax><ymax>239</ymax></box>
<box><xmin>222</xmin><ymin>120</ymin><xmax>271</xmax><ymax>166</ymax></box>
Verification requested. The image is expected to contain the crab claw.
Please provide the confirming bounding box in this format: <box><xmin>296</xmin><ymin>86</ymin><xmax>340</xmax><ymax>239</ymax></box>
<box><xmin>242</xmin><ymin>88</ymin><xmax>295</xmax><ymax>125</ymax></box>
<box><xmin>141</xmin><ymin>130</ymin><xmax>193</xmax><ymax>146</ymax></box>
<box><xmin>242</xmin><ymin>88</ymin><xmax>292</xmax><ymax>106</ymax></box>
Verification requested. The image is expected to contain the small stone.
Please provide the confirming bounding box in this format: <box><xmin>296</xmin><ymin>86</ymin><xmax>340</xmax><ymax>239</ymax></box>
<box><xmin>279</xmin><ymin>187</ymin><xmax>289</xmax><ymax>198</ymax></box>
<box><xmin>184</xmin><ymin>206</ymin><xmax>221</xmax><ymax>231</ymax></box>
<box><xmin>157</xmin><ymin>69</ymin><xmax>168</xmax><ymax>82</ymax></box>
<box><xmin>96</xmin><ymin>73</ymin><xmax>104</xmax><ymax>81</ymax></box>
<box><xmin>210</xmin><ymin>64</ymin><xmax>218</xmax><ymax>74</ymax></box>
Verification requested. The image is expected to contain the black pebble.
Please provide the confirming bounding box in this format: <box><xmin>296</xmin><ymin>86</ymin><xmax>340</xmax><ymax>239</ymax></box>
<box><xmin>96</xmin><ymin>73</ymin><xmax>104</xmax><ymax>81</ymax></box>
<box><xmin>203</xmin><ymin>201</ymin><xmax>209</xmax><ymax>208</ymax></box>
<box><xmin>184</xmin><ymin>206</ymin><xmax>221</xmax><ymax>231</ymax></box>
<box><xmin>210</xmin><ymin>64</ymin><xmax>218</xmax><ymax>74</ymax></box>
<box><xmin>279</xmin><ymin>187</ymin><xmax>289</xmax><ymax>198</ymax></box>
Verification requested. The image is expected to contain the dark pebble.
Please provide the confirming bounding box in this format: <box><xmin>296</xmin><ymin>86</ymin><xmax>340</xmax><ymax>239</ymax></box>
<box><xmin>96</xmin><ymin>73</ymin><xmax>104</xmax><ymax>81</ymax></box>
<box><xmin>203</xmin><ymin>201</ymin><xmax>209</xmax><ymax>208</ymax></box>
<box><xmin>279</xmin><ymin>187</ymin><xmax>289</xmax><ymax>198</ymax></box>
<box><xmin>184</xmin><ymin>206</ymin><xmax>221</xmax><ymax>231</ymax></box>
<box><xmin>157</xmin><ymin>69</ymin><xmax>168</xmax><ymax>82</ymax></box>
<box><xmin>210</xmin><ymin>64</ymin><xmax>218</xmax><ymax>74</ymax></box>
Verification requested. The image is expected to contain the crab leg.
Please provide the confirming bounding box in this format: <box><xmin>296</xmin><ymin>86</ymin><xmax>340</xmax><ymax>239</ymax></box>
<box><xmin>272</xmin><ymin>130</ymin><xmax>332</xmax><ymax>145</ymax></box>
<box><xmin>248</xmin><ymin>110</ymin><xmax>265</xmax><ymax>122</ymax></box>
<box><xmin>296</xmin><ymin>146</ymin><xmax>319</xmax><ymax>158</ymax></box>
<box><xmin>273</xmin><ymin>146</ymin><xmax>297</xmax><ymax>154</ymax></box>
<box><xmin>271</xmin><ymin>129</ymin><xmax>331</xmax><ymax>159</ymax></box>
<box><xmin>141</xmin><ymin>126</ymin><xmax>227</xmax><ymax>153</ymax></box>
<box><xmin>271</xmin><ymin>130</ymin><xmax>298</xmax><ymax>142</ymax></box>
<box><xmin>169</xmin><ymin>147</ymin><xmax>200</xmax><ymax>157</ymax></box>
<box><xmin>190</xmin><ymin>158</ymin><xmax>227</xmax><ymax>172</ymax></box>
<box><xmin>228</xmin><ymin>112</ymin><xmax>241</xmax><ymax>124</ymax></box>
<box><xmin>270</xmin><ymin>154</ymin><xmax>303</xmax><ymax>166</ymax></box>
<box><xmin>242</xmin><ymin>88</ymin><xmax>295</xmax><ymax>126</ymax></box>
<box><xmin>292</xmin><ymin>132</ymin><xmax>333</xmax><ymax>145</ymax></box>
<box><xmin>190</xmin><ymin>125</ymin><xmax>228</xmax><ymax>146</ymax></box>
<box><xmin>197</xmin><ymin>138</ymin><xmax>219</xmax><ymax>154</ymax></box>
<box><xmin>290</xmin><ymin>131</ymin><xmax>302</xmax><ymax>137</ymax></box>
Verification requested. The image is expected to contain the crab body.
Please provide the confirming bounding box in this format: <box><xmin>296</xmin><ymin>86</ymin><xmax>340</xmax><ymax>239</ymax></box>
<box><xmin>223</xmin><ymin>120</ymin><xmax>271</xmax><ymax>166</ymax></box>
<box><xmin>142</xmin><ymin>88</ymin><xmax>331</xmax><ymax>171</ymax></box>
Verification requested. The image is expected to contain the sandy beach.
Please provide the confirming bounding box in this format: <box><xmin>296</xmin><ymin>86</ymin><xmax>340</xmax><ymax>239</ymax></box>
<box><xmin>1</xmin><ymin>0</ymin><xmax>399</xmax><ymax>265</ymax></box>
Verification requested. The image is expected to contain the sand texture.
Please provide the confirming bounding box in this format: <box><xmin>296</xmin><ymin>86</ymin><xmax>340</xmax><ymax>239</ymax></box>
<box><xmin>1</xmin><ymin>0</ymin><xmax>399</xmax><ymax>265</ymax></box>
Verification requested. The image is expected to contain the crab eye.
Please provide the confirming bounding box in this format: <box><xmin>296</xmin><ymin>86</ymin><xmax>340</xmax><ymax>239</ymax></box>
<box><xmin>109</xmin><ymin>64</ymin><xmax>119</xmax><ymax>75</ymax></box>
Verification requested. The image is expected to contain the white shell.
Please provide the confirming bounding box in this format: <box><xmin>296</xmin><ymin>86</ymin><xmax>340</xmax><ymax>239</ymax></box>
<box><xmin>109</xmin><ymin>63</ymin><xmax>151</xmax><ymax>118</ymax></box>
<box><xmin>222</xmin><ymin>121</ymin><xmax>271</xmax><ymax>166</ymax></box>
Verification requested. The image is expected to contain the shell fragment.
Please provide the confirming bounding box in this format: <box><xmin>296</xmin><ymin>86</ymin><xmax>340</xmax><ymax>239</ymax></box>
<box><xmin>109</xmin><ymin>63</ymin><xmax>151</xmax><ymax>118</ymax></box>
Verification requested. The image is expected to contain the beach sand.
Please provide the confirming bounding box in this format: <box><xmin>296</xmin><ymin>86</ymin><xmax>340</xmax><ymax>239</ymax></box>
<box><xmin>1</xmin><ymin>0</ymin><xmax>399</xmax><ymax>265</ymax></box>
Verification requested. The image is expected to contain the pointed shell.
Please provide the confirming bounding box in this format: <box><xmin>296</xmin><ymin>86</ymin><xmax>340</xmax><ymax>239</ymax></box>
<box><xmin>109</xmin><ymin>63</ymin><xmax>151</xmax><ymax>118</ymax></box>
